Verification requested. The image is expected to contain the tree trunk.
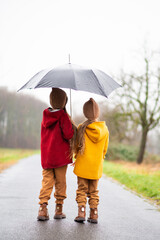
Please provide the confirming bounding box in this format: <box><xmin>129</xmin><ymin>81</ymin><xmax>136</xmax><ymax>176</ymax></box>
<box><xmin>136</xmin><ymin>128</ymin><xmax>148</xmax><ymax>164</ymax></box>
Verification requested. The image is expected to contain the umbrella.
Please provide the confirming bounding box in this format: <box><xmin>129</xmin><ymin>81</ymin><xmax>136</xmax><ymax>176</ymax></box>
<box><xmin>18</xmin><ymin>63</ymin><xmax>121</xmax><ymax>115</ymax></box>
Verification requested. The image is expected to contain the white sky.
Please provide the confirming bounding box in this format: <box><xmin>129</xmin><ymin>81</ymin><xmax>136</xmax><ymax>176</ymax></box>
<box><xmin>0</xmin><ymin>0</ymin><xmax>160</xmax><ymax>116</ymax></box>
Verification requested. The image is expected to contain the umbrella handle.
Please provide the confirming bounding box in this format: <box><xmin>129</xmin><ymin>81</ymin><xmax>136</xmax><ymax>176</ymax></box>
<box><xmin>69</xmin><ymin>54</ymin><xmax>72</xmax><ymax>117</ymax></box>
<box><xmin>70</xmin><ymin>88</ymin><xmax>72</xmax><ymax>118</ymax></box>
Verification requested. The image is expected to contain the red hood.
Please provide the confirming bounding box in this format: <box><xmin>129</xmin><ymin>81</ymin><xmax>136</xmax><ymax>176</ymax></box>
<box><xmin>42</xmin><ymin>108</ymin><xmax>64</xmax><ymax>128</ymax></box>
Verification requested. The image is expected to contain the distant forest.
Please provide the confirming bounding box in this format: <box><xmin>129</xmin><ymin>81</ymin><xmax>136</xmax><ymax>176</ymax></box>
<box><xmin>0</xmin><ymin>87</ymin><xmax>48</xmax><ymax>149</ymax></box>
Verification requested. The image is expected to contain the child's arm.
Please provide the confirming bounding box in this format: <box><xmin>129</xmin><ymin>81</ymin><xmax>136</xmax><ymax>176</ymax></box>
<box><xmin>60</xmin><ymin>112</ymin><xmax>74</xmax><ymax>140</ymax></box>
<box><xmin>103</xmin><ymin>131</ymin><xmax>109</xmax><ymax>159</ymax></box>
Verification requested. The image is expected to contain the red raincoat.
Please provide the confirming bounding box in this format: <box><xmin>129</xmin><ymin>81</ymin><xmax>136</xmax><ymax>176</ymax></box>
<box><xmin>41</xmin><ymin>108</ymin><xmax>74</xmax><ymax>169</ymax></box>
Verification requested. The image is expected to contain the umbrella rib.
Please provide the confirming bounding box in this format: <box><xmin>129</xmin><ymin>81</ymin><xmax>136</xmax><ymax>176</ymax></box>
<box><xmin>35</xmin><ymin>69</ymin><xmax>56</xmax><ymax>88</ymax></box>
<box><xmin>91</xmin><ymin>70</ymin><xmax>108</xmax><ymax>98</ymax></box>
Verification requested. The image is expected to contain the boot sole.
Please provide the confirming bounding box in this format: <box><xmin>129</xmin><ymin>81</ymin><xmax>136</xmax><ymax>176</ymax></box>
<box><xmin>74</xmin><ymin>217</ymin><xmax>85</xmax><ymax>223</ymax></box>
<box><xmin>54</xmin><ymin>215</ymin><xmax>66</xmax><ymax>219</ymax></box>
<box><xmin>37</xmin><ymin>216</ymin><xmax>49</xmax><ymax>221</ymax></box>
<box><xmin>87</xmin><ymin>219</ymin><xmax>98</xmax><ymax>224</ymax></box>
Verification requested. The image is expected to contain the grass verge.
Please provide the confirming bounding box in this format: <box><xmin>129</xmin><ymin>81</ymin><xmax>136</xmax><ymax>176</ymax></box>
<box><xmin>0</xmin><ymin>148</ymin><xmax>40</xmax><ymax>172</ymax></box>
<box><xmin>103</xmin><ymin>160</ymin><xmax>160</xmax><ymax>206</ymax></box>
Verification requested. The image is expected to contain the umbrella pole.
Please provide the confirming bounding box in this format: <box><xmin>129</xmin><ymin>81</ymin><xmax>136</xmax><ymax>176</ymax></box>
<box><xmin>70</xmin><ymin>88</ymin><xmax>72</xmax><ymax>118</ymax></box>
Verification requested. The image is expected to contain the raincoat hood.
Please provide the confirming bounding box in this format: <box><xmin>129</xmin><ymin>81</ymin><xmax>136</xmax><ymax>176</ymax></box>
<box><xmin>85</xmin><ymin>121</ymin><xmax>108</xmax><ymax>143</ymax></box>
<box><xmin>42</xmin><ymin>108</ymin><xmax>64</xmax><ymax>128</ymax></box>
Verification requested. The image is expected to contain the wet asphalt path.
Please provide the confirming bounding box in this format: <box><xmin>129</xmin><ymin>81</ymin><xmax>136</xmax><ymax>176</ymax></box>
<box><xmin>0</xmin><ymin>155</ymin><xmax>160</xmax><ymax>240</ymax></box>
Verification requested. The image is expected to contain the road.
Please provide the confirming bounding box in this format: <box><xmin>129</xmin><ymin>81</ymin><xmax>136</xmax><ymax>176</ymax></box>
<box><xmin>0</xmin><ymin>155</ymin><xmax>160</xmax><ymax>240</ymax></box>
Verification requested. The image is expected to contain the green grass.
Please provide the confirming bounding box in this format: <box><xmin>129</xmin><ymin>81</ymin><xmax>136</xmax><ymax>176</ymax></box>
<box><xmin>103</xmin><ymin>161</ymin><xmax>160</xmax><ymax>205</ymax></box>
<box><xmin>0</xmin><ymin>148</ymin><xmax>40</xmax><ymax>164</ymax></box>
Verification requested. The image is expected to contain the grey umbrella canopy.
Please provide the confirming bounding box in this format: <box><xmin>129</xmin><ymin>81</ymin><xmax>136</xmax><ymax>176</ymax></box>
<box><xmin>18</xmin><ymin>63</ymin><xmax>121</xmax><ymax>98</ymax></box>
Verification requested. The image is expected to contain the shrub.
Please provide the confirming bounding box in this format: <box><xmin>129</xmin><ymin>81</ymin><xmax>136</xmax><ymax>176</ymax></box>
<box><xmin>106</xmin><ymin>143</ymin><xmax>139</xmax><ymax>162</ymax></box>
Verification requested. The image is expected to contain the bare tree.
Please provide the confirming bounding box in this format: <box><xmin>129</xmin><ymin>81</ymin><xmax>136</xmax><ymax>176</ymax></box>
<box><xmin>0</xmin><ymin>87</ymin><xmax>48</xmax><ymax>149</ymax></box>
<box><xmin>120</xmin><ymin>53</ymin><xmax>160</xmax><ymax>164</ymax></box>
<box><xmin>100</xmin><ymin>103</ymin><xmax>130</xmax><ymax>142</ymax></box>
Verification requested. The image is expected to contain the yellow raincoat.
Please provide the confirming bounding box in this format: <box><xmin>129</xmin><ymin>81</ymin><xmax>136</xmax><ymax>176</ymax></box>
<box><xmin>74</xmin><ymin>121</ymin><xmax>109</xmax><ymax>180</ymax></box>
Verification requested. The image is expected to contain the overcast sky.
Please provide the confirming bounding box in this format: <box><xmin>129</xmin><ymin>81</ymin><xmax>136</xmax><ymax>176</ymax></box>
<box><xmin>0</xmin><ymin>0</ymin><xmax>160</xmax><ymax>116</ymax></box>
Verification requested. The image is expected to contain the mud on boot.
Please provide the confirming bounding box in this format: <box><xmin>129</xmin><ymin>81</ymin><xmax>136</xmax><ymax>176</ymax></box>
<box><xmin>74</xmin><ymin>206</ymin><xmax>86</xmax><ymax>223</ymax></box>
<box><xmin>37</xmin><ymin>203</ymin><xmax>49</xmax><ymax>221</ymax></box>
<box><xmin>87</xmin><ymin>208</ymin><xmax>98</xmax><ymax>224</ymax></box>
<box><xmin>54</xmin><ymin>204</ymin><xmax>66</xmax><ymax>219</ymax></box>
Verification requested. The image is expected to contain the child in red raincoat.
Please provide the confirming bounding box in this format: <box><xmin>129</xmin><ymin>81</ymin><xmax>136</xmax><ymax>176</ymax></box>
<box><xmin>37</xmin><ymin>88</ymin><xmax>75</xmax><ymax>221</ymax></box>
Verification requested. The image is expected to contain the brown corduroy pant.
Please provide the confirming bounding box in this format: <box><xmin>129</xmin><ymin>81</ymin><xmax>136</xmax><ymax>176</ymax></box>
<box><xmin>76</xmin><ymin>177</ymin><xmax>99</xmax><ymax>208</ymax></box>
<box><xmin>39</xmin><ymin>165</ymin><xmax>67</xmax><ymax>205</ymax></box>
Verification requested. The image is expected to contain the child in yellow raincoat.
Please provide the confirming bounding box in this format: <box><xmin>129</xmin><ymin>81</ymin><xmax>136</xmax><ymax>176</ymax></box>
<box><xmin>73</xmin><ymin>98</ymin><xmax>109</xmax><ymax>224</ymax></box>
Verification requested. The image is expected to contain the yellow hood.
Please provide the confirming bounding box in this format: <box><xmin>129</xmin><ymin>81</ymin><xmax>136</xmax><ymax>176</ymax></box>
<box><xmin>85</xmin><ymin>121</ymin><xmax>108</xmax><ymax>143</ymax></box>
